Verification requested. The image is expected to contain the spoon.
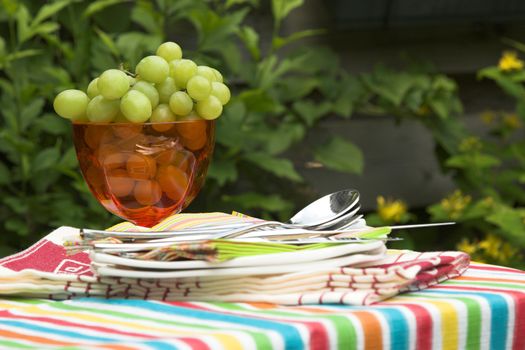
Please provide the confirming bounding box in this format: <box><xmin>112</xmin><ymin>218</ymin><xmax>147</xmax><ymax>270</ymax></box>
<box><xmin>287</xmin><ymin>189</ymin><xmax>360</xmax><ymax>227</ymax></box>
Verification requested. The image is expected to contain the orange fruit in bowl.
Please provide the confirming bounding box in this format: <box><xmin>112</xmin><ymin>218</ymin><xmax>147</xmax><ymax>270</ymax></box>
<box><xmin>126</xmin><ymin>154</ymin><xmax>157</xmax><ymax>180</ymax></box>
<box><xmin>113</xmin><ymin>123</ymin><xmax>143</xmax><ymax>139</ymax></box>
<box><xmin>157</xmin><ymin>165</ymin><xmax>189</xmax><ymax>201</ymax></box>
<box><xmin>99</xmin><ymin>147</ymin><xmax>129</xmax><ymax>171</ymax></box>
<box><xmin>107</xmin><ymin>169</ymin><xmax>135</xmax><ymax>197</ymax></box>
<box><xmin>134</xmin><ymin>179</ymin><xmax>162</xmax><ymax>206</ymax></box>
<box><xmin>175</xmin><ymin>119</ymin><xmax>207</xmax><ymax>140</ymax></box>
<box><xmin>182</xmin><ymin>134</ymin><xmax>206</xmax><ymax>151</ymax></box>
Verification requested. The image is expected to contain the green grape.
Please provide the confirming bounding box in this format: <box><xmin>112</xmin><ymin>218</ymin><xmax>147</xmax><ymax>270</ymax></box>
<box><xmin>196</xmin><ymin>95</ymin><xmax>222</xmax><ymax>120</ymax></box>
<box><xmin>98</xmin><ymin>69</ymin><xmax>130</xmax><ymax>100</ymax></box>
<box><xmin>169</xmin><ymin>91</ymin><xmax>193</xmax><ymax>116</ymax></box>
<box><xmin>196</xmin><ymin>66</ymin><xmax>217</xmax><ymax>82</ymax></box>
<box><xmin>128</xmin><ymin>76</ymin><xmax>137</xmax><ymax>86</ymax></box>
<box><xmin>212</xmin><ymin>68</ymin><xmax>223</xmax><ymax>83</ymax></box>
<box><xmin>170</xmin><ymin>58</ymin><xmax>197</xmax><ymax>88</ymax></box>
<box><xmin>53</xmin><ymin>89</ymin><xmax>89</xmax><ymax>120</ymax></box>
<box><xmin>86</xmin><ymin>95</ymin><xmax>120</xmax><ymax>123</ymax></box>
<box><xmin>136</xmin><ymin>55</ymin><xmax>169</xmax><ymax>84</ymax></box>
<box><xmin>132</xmin><ymin>81</ymin><xmax>159</xmax><ymax>108</ymax></box>
<box><xmin>87</xmin><ymin>78</ymin><xmax>100</xmax><ymax>99</ymax></box>
<box><xmin>186</xmin><ymin>75</ymin><xmax>211</xmax><ymax>101</ymax></box>
<box><xmin>210</xmin><ymin>82</ymin><xmax>231</xmax><ymax>105</ymax></box>
<box><xmin>156</xmin><ymin>42</ymin><xmax>182</xmax><ymax>62</ymax></box>
<box><xmin>151</xmin><ymin>104</ymin><xmax>176</xmax><ymax>123</ymax></box>
<box><xmin>156</xmin><ymin>77</ymin><xmax>178</xmax><ymax>104</ymax></box>
<box><xmin>120</xmin><ymin>90</ymin><xmax>152</xmax><ymax>123</ymax></box>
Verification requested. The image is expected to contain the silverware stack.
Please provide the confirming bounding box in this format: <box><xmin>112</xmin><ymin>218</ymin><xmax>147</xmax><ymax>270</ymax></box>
<box><xmin>64</xmin><ymin>189</ymin><xmax>453</xmax><ymax>279</ymax></box>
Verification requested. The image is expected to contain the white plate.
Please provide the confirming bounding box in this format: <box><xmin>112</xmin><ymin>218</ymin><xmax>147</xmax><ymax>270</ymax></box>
<box><xmin>90</xmin><ymin>240</ymin><xmax>384</xmax><ymax>270</ymax></box>
<box><xmin>92</xmin><ymin>246</ymin><xmax>387</xmax><ymax>279</ymax></box>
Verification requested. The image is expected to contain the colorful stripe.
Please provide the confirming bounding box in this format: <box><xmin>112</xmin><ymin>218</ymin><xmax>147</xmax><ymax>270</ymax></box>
<box><xmin>0</xmin><ymin>263</ymin><xmax>523</xmax><ymax>349</ymax></box>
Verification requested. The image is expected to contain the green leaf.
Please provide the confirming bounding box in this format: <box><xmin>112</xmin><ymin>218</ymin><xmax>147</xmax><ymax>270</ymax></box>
<box><xmin>271</xmin><ymin>0</ymin><xmax>303</xmax><ymax>29</ymax></box>
<box><xmin>32</xmin><ymin>0</ymin><xmax>72</xmax><ymax>26</ymax></box>
<box><xmin>0</xmin><ymin>161</ymin><xmax>9</xmax><ymax>185</ymax></box>
<box><xmin>131</xmin><ymin>1</ymin><xmax>163</xmax><ymax>35</ymax></box>
<box><xmin>314</xmin><ymin>137</ymin><xmax>364</xmax><ymax>174</ymax></box>
<box><xmin>247</xmin><ymin>153</ymin><xmax>302</xmax><ymax>181</ymax></box>
<box><xmin>16</xmin><ymin>5</ymin><xmax>31</xmax><ymax>43</ymax></box>
<box><xmin>272</xmin><ymin>28</ymin><xmax>324</xmax><ymax>50</ymax></box>
<box><xmin>478</xmin><ymin>66</ymin><xmax>525</xmax><ymax>98</ymax></box>
<box><xmin>32</xmin><ymin>148</ymin><xmax>60</xmax><ymax>173</ymax></box>
<box><xmin>58</xmin><ymin>147</ymin><xmax>78</xmax><ymax>170</ymax></box>
<box><xmin>446</xmin><ymin>153</ymin><xmax>501</xmax><ymax>169</ymax></box>
<box><xmin>208</xmin><ymin>159</ymin><xmax>238</xmax><ymax>186</ymax></box>
<box><xmin>222</xmin><ymin>192</ymin><xmax>293</xmax><ymax>212</ymax></box>
<box><xmin>31</xmin><ymin>21</ymin><xmax>60</xmax><ymax>37</ymax></box>
<box><xmin>116</xmin><ymin>32</ymin><xmax>162</xmax><ymax>68</ymax></box>
<box><xmin>428</xmin><ymin>95</ymin><xmax>450</xmax><ymax>119</ymax></box>
<box><xmin>362</xmin><ymin>68</ymin><xmax>415</xmax><ymax>107</ymax></box>
<box><xmin>34</xmin><ymin>114</ymin><xmax>70</xmax><ymax>135</ymax></box>
<box><xmin>225</xmin><ymin>0</ymin><xmax>259</xmax><ymax>8</ymax></box>
<box><xmin>332</xmin><ymin>77</ymin><xmax>364</xmax><ymax>118</ymax></box>
<box><xmin>238</xmin><ymin>26</ymin><xmax>260</xmax><ymax>60</ymax></box>
<box><xmin>292</xmin><ymin>100</ymin><xmax>332</xmax><ymax>126</ymax></box>
<box><xmin>487</xmin><ymin>205</ymin><xmax>525</xmax><ymax>246</ymax></box>
<box><xmin>238</xmin><ymin>89</ymin><xmax>278</xmax><ymax>113</ymax></box>
<box><xmin>84</xmin><ymin>0</ymin><xmax>129</xmax><ymax>17</ymax></box>
<box><xmin>4</xmin><ymin>49</ymin><xmax>43</xmax><ymax>64</ymax></box>
<box><xmin>94</xmin><ymin>27</ymin><xmax>120</xmax><ymax>57</ymax></box>
<box><xmin>189</xmin><ymin>7</ymin><xmax>248</xmax><ymax>52</ymax></box>
<box><xmin>278</xmin><ymin>76</ymin><xmax>318</xmax><ymax>101</ymax></box>
<box><xmin>20</xmin><ymin>98</ymin><xmax>44</xmax><ymax>132</ymax></box>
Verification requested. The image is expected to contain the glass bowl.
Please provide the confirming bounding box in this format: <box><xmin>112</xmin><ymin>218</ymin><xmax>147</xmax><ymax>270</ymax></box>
<box><xmin>72</xmin><ymin>120</ymin><xmax>215</xmax><ymax>227</ymax></box>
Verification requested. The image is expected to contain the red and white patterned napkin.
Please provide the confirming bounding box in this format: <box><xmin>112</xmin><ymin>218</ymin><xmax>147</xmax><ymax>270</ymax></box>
<box><xmin>0</xmin><ymin>213</ymin><xmax>469</xmax><ymax>305</ymax></box>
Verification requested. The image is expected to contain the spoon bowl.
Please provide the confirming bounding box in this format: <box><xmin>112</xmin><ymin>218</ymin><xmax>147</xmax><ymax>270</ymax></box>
<box><xmin>287</xmin><ymin>189</ymin><xmax>360</xmax><ymax>227</ymax></box>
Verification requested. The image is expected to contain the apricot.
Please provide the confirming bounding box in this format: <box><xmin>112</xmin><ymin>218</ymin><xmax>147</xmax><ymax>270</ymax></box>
<box><xmin>112</xmin><ymin>124</ymin><xmax>143</xmax><ymax>139</ymax></box>
<box><xmin>85</xmin><ymin>165</ymin><xmax>105</xmax><ymax>187</ymax></box>
<box><xmin>126</xmin><ymin>154</ymin><xmax>157</xmax><ymax>180</ymax></box>
<box><xmin>84</xmin><ymin>126</ymin><xmax>105</xmax><ymax>149</ymax></box>
<box><xmin>134</xmin><ymin>180</ymin><xmax>162</xmax><ymax>206</ymax></box>
<box><xmin>100</xmin><ymin>150</ymin><xmax>128</xmax><ymax>171</ymax></box>
<box><xmin>182</xmin><ymin>135</ymin><xmax>206</xmax><ymax>151</ymax></box>
<box><xmin>157</xmin><ymin>165</ymin><xmax>189</xmax><ymax>201</ymax></box>
<box><xmin>155</xmin><ymin>149</ymin><xmax>190</xmax><ymax>171</ymax></box>
<box><xmin>107</xmin><ymin>169</ymin><xmax>135</xmax><ymax>197</ymax></box>
<box><xmin>175</xmin><ymin>120</ymin><xmax>207</xmax><ymax>140</ymax></box>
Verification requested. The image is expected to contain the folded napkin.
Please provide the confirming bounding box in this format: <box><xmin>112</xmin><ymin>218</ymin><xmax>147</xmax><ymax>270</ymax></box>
<box><xmin>0</xmin><ymin>213</ymin><xmax>470</xmax><ymax>305</ymax></box>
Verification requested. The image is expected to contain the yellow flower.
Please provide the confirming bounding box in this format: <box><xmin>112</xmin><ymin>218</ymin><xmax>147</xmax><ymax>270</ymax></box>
<box><xmin>480</xmin><ymin>111</ymin><xmax>496</xmax><ymax>125</ymax></box>
<box><xmin>459</xmin><ymin>136</ymin><xmax>482</xmax><ymax>152</ymax></box>
<box><xmin>457</xmin><ymin>234</ymin><xmax>520</xmax><ymax>264</ymax></box>
<box><xmin>499</xmin><ymin>51</ymin><xmax>524</xmax><ymax>72</ymax></box>
<box><xmin>441</xmin><ymin>190</ymin><xmax>471</xmax><ymax>219</ymax></box>
<box><xmin>478</xmin><ymin>234</ymin><xmax>520</xmax><ymax>265</ymax></box>
<box><xmin>480</xmin><ymin>196</ymin><xmax>495</xmax><ymax>208</ymax></box>
<box><xmin>503</xmin><ymin>113</ymin><xmax>522</xmax><ymax>129</ymax></box>
<box><xmin>416</xmin><ymin>105</ymin><xmax>430</xmax><ymax>117</ymax></box>
<box><xmin>377</xmin><ymin>196</ymin><xmax>407</xmax><ymax>223</ymax></box>
<box><xmin>457</xmin><ymin>238</ymin><xmax>478</xmax><ymax>256</ymax></box>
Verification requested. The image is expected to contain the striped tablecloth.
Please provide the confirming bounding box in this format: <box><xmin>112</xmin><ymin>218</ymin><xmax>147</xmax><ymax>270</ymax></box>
<box><xmin>0</xmin><ymin>262</ymin><xmax>523</xmax><ymax>349</ymax></box>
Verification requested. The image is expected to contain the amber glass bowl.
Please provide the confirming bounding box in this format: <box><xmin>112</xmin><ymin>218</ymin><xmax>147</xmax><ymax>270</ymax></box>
<box><xmin>72</xmin><ymin>120</ymin><xmax>215</xmax><ymax>227</ymax></box>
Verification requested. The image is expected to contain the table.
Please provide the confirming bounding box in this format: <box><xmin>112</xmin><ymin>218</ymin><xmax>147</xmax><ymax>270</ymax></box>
<box><xmin>0</xmin><ymin>262</ymin><xmax>523</xmax><ymax>349</ymax></box>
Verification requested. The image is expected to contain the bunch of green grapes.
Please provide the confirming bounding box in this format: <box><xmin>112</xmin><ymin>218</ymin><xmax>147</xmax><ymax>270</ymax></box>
<box><xmin>53</xmin><ymin>42</ymin><xmax>230</xmax><ymax>123</ymax></box>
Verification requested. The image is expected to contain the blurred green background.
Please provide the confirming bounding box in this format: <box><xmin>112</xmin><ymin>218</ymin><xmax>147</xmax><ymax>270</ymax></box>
<box><xmin>0</xmin><ymin>0</ymin><xmax>524</xmax><ymax>267</ymax></box>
